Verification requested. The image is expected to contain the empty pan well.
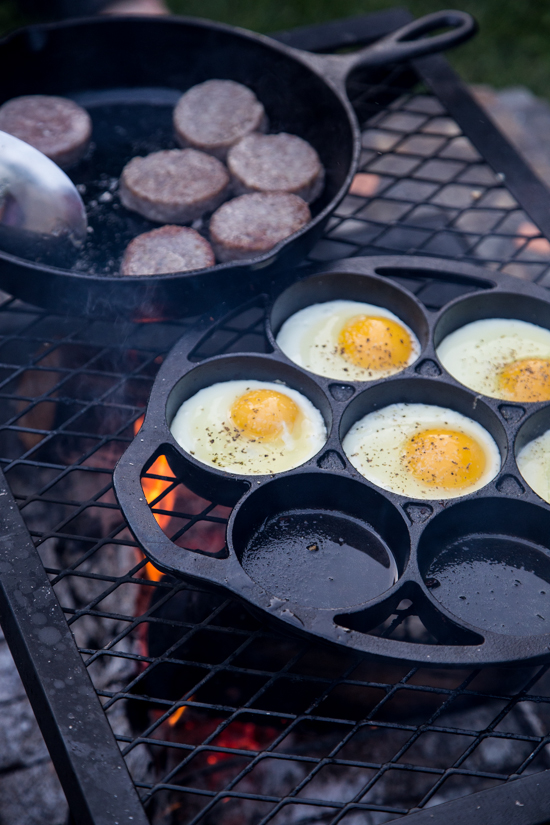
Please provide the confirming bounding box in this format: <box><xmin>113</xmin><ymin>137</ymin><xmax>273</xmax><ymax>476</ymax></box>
<box><xmin>418</xmin><ymin>499</ymin><xmax>550</xmax><ymax>637</ymax></box>
<box><xmin>229</xmin><ymin>473</ymin><xmax>409</xmax><ymax>609</ymax></box>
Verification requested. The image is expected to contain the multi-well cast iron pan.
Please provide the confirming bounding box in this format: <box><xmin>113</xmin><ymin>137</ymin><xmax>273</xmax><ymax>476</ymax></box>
<box><xmin>0</xmin><ymin>12</ymin><xmax>475</xmax><ymax>316</ymax></box>
<box><xmin>115</xmin><ymin>255</ymin><xmax>550</xmax><ymax>667</ymax></box>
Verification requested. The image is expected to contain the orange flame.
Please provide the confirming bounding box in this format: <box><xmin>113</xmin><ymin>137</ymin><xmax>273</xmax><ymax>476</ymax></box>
<box><xmin>134</xmin><ymin>415</ymin><xmax>178</xmax><ymax>581</ymax></box>
<box><xmin>168</xmin><ymin>705</ymin><xmax>188</xmax><ymax>727</ymax></box>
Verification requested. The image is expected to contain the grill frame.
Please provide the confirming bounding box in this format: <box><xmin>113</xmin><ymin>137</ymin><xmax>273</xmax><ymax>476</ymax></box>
<box><xmin>0</xmin><ymin>468</ymin><xmax>149</xmax><ymax>825</ymax></box>
<box><xmin>2</xmin><ymin>8</ymin><xmax>550</xmax><ymax>825</ymax></box>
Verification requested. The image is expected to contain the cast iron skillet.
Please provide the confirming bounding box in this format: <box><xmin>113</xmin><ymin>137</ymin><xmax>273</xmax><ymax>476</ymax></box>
<box><xmin>115</xmin><ymin>255</ymin><xmax>550</xmax><ymax>667</ymax></box>
<box><xmin>0</xmin><ymin>12</ymin><xmax>475</xmax><ymax>316</ymax></box>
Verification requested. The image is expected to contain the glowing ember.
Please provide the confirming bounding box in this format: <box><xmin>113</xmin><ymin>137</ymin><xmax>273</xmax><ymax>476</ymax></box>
<box><xmin>205</xmin><ymin>721</ymin><xmax>278</xmax><ymax>765</ymax></box>
<box><xmin>349</xmin><ymin>172</ymin><xmax>380</xmax><ymax>197</ymax></box>
<box><xmin>515</xmin><ymin>221</ymin><xmax>550</xmax><ymax>257</ymax></box>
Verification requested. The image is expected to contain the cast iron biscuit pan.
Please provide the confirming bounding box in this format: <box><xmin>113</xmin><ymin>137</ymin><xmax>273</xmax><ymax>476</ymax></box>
<box><xmin>114</xmin><ymin>254</ymin><xmax>550</xmax><ymax>667</ymax></box>
<box><xmin>0</xmin><ymin>13</ymin><xmax>474</xmax><ymax>317</ymax></box>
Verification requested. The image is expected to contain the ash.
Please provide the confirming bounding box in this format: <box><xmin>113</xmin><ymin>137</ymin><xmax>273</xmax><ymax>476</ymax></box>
<box><xmin>0</xmin><ymin>628</ymin><xmax>67</xmax><ymax>825</ymax></box>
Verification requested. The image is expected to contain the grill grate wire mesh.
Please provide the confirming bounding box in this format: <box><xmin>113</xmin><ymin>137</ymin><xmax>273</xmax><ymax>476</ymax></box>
<box><xmin>2</xmin><ymin>58</ymin><xmax>550</xmax><ymax>824</ymax></box>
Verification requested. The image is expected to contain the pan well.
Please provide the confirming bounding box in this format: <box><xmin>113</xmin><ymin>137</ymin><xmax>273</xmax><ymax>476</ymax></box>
<box><xmin>230</xmin><ymin>472</ymin><xmax>408</xmax><ymax>609</ymax></box>
<box><xmin>418</xmin><ymin>499</ymin><xmax>550</xmax><ymax>636</ymax></box>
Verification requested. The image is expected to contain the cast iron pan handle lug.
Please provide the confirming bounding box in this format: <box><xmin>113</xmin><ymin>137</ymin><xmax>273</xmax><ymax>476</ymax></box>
<box><xmin>300</xmin><ymin>10</ymin><xmax>476</xmax><ymax>88</ymax></box>
<box><xmin>113</xmin><ymin>437</ymin><xmax>235</xmax><ymax>587</ymax></box>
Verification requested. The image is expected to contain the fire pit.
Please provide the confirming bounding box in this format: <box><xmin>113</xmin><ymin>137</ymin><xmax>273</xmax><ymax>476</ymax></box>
<box><xmin>1</xmin><ymin>9</ymin><xmax>550</xmax><ymax>825</ymax></box>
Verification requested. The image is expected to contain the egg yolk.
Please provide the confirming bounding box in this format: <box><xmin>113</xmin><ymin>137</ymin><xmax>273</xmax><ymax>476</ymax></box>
<box><xmin>338</xmin><ymin>315</ymin><xmax>412</xmax><ymax>371</ymax></box>
<box><xmin>498</xmin><ymin>358</ymin><xmax>550</xmax><ymax>402</ymax></box>
<box><xmin>230</xmin><ymin>389</ymin><xmax>299</xmax><ymax>441</ymax></box>
<box><xmin>402</xmin><ymin>428</ymin><xmax>486</xmax><ymax>489</ymax></box>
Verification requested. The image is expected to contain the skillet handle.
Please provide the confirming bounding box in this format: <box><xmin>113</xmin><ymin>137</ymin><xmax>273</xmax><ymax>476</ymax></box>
<box><xmin>356</xmin><ymin>10</ymin><xmax>476</xmax><ymax>67</ymax></box>
<box><xmin>302</xmin><ymin>10</ymin><xmax>476</xmax><ymax>87</ymax></box>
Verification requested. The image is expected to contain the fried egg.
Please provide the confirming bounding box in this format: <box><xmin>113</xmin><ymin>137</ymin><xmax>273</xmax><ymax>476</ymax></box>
<box><xmin>170</xmin><ymin>379</ymin><xmax>326</xmax><ymax>475</ymax></box>
<box><xmin>276</xmin><ymin>300</ymin><xmax>420</xmax><ymax>381</ymax></box>
<box><xmin>343</xmin><ymin>403</ymin><xmax>500</xmax><ymax>499</ymax></box>
<box><xmin>437</xmin><ymin>318</ymin><xmax>550</xmax><ymax>402</ymax></box>
<box><xmin>517</xmin><ymin>428</ymin><xmax>550</xmax><ymax>503</ymax></box>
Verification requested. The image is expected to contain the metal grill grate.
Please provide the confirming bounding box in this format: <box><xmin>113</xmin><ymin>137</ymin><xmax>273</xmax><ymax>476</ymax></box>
<box><xmin>326</xmin><ymin>75</ymin><xmax>550</xmax><ymax>286</ymax></box>
<box><xmin>2</xmin><ymin>14</ymin><xmax>550</xmax><ymax>825</ymax></box>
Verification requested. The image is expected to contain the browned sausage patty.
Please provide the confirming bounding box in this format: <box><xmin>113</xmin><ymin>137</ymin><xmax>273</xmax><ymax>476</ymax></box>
<box><xmin>173</xmin><ymin>80</ymin><xmax>267</xmax><ymax>160</ymax></box>
<box><xmin>0</xmin><ymin>95</ymin><xmax>92</xmax><ymax>169</ymax></box>
<box><xmin>227</xmin><ymin>132</ymin><xmax>324</xmax><ymax>203</ymax></box>
<box><xmin>209</xmin><ymin>192</ymin><xmax>311</xmax><ymax>262</ymax></box>
<box><xmin>119</xmin><ymin>149</ymin><xmax>230</xmax><ymax>224</ymax></box>
<box><xmin>121</xmin><ymin>226</ymin><xmax>215</xmax><ymax>276</ymax></box>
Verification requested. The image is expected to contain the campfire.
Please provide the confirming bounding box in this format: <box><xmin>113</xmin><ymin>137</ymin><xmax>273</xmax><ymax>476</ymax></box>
<box><xmin>2</xmin><ymin>9</ymin><xmax>550</xmax><ymax>824</ymax></box>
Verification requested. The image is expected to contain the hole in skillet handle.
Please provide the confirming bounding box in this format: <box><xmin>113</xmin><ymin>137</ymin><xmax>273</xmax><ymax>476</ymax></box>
<box><xmin>340</xmin><ymin>11</ymin><xmax>477</xmax><ymax>72</ymax></box>
<box><xmin>384</xmin><ymin>10</ymin><xmax>477</xmax><ymax>48</ymax></box>
<box><xmin>229</xmin><ymin>472</ymin><xmax>409</xmax><ymax>611</ymax></box>
<box><xmin>140</xmin><ymin>446</ymin><xmax>231</xmax><ymax>560</ymax></box>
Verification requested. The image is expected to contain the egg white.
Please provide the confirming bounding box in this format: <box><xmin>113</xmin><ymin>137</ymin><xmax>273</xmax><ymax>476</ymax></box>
<box><xmin>342</xmin><ymin>403</ymin><xmax>500</xmax><ymax>500</ymax></box>
<box><xmin>170</xmin><ymin>379</ymin><xmax>327</xmax><ymax>475</ymax></box>
<box><xmin>517</xmin><ymin>429</ymin><xmax>550</xmax><ymax>503</ymax></box>
<box><xmin>276</xmin><ymin>299</ymin><xmax>420</xmax><ymax>381</ymax></box>
<box><xmin>437</xmin><ymin>318</ymin><xmax>550</xmax><ymax>400</ymax></box>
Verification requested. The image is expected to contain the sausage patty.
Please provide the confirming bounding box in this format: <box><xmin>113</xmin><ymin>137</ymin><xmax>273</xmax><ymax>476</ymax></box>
<box><xmin>227</xmin><ymin>132</ymin><xmax>324</xmax><ymax>203</ymax></box>
<box><xmin>0</xmin><ymin>95</ymin><xmax>92</xmax><ymax>169</ymax></box>
<box><xmin>119</xmin><ymin>148</ymin><xmax>230</xmax><ymax>224</ymax></box>
<box><xmin>121</xmin><ymin>226</ymin><xmax>215</xmax><ymax>276</ymax></box>
<box><xmin>209</xmin><ymin>192</ymin><xmax>311</xmax><ymax>262</ymax></box>
<box><xmin>173</xmin><ymin>79</ymin><xmax>267</xmax><ymax>160</ymax></box>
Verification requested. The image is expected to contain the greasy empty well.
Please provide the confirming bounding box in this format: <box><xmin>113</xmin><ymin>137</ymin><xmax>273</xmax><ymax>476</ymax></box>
<box><xmin>230</xmin><ymin>473</ymin><xmax>408</xmax><ymax>609</ymax></box>
<box><xmin>419</xmin><ymin>499</ymin><xmax>550</xmax><ymax>636</ymax></box>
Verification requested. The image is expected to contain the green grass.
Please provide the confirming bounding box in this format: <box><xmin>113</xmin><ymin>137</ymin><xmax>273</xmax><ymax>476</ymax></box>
<box><xmin>1</xmin><ymin>0</ymin><xmax>550</xmax><ymax>98</ymax></box>
<box><xmin>0</xmin><ymin>1</ymin><xmax>25</xmax><ymax>34</ymax></box>
<box><xmin>166</xmin><ymin>0</ymin><xmax>550</xmax><ymax>98</ymax></box>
